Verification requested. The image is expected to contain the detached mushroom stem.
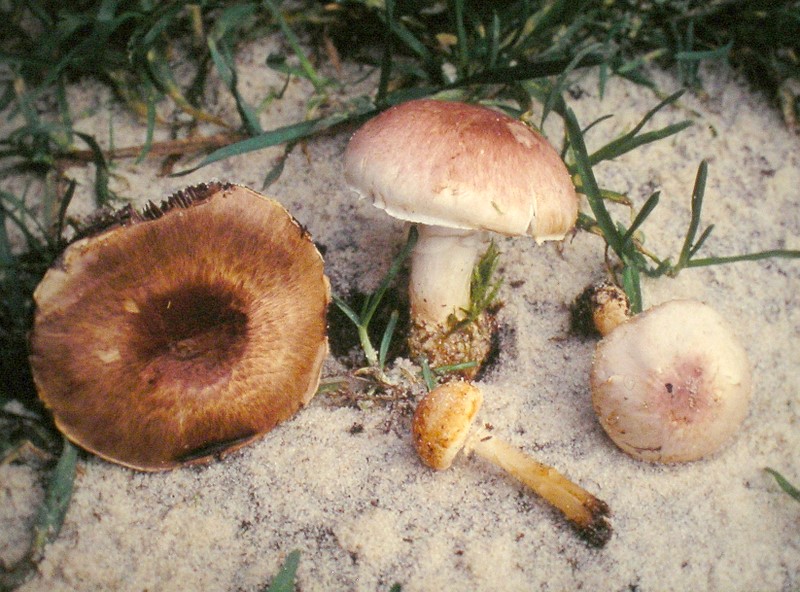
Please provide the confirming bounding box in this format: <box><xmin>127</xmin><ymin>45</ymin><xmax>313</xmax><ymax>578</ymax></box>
<box><xmin>467</xmin><ymin>430</ymin><xmax>612</xmax><ymax>547</ymax></box>
<box><xmin>412</xmin><ymin>381</ymin><xmax>612</xmax><ymax>547</ymax></box>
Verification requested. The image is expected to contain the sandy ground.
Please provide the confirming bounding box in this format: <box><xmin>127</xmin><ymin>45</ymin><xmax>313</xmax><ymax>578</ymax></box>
<box><xmin>2</xmin><ymin>33</ymin><xmax>799</xmax><ymax>591</ymax></box>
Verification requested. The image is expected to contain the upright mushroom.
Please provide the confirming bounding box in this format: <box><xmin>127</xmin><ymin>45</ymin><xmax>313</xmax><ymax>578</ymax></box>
<box><xmin>344</xmin><ymin>99</ymin><xmax>578</xmax><ymax>374</ymax></box>
<box><xmin>29</xmin><ymin>182</ymin><xmax>330</xmax><ymax>471</ymax></box>
<box><xmin>587</xmin><ymin>292</ymin><xmax>752</xmax><ymax>463</ymax></box>
<box><xmin>413</xmin><ymin>381</ymin><xmax>612</xmax><ymax>547</ymax></box>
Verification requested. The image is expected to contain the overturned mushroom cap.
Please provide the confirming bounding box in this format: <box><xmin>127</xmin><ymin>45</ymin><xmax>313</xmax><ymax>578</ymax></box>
<box><xmin>591</xmin><ymin>300</ymin><xmax>752</xmax><ymax>463</ymax></box>
<box><xmin>344</xmin><ymin>99</ymin><xmax>578</xmax><ymax>242</ymax></box>
<box><xmin>29</xmin><ymin>182</ymin><xmax>330</xmax><ymax>471</ymax></box>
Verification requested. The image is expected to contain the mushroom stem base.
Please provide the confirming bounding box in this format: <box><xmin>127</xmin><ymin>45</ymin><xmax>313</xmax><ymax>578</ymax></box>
<box><xmin>467</xmin><ymin>431</ymin><xmax>612</xmax><ymax>547</ymax></box>
<box><xmin>407</xmin><ymin>311</ymin><xmax>495</xmax><ymax>379</ymax></box>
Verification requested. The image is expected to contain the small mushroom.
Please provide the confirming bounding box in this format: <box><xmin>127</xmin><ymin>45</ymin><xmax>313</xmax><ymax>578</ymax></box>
<box><xmin>29</xmin><ymin>182</ymin><xmax>330</xmax><ymax>471</ymax></box>
<box><xmin>590</xmin><ymin>297</ymin><xmax>752</xmax><ymax>463</ymax></box>
<box><xmin>412</xmin><ymin>381</ymin><xmax>612</xmax><ymax>547</ymax></box>
<box><xmin>344</xmin><ymin>99</ymin><xmax>578</xmax><ymax>373</ymax></box>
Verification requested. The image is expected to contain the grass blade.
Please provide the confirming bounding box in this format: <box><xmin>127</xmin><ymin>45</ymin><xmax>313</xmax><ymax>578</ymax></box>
<box><xmin>361</xmin><ymin>225</ymin><xmax>418</xmax><ymax>327</ymax></box>
<box><xmin>135</xmin><ymin>81</ymin><xmax>158</xmax><ymax>164</ymax></box>
<box><xmin>146</xmin><ymin>49</ymin><xmax>229</xmax><ymax>128</ymax></box>
<box><xmin>378</xmin><ymin>309</ymin><xmax>399</xmax><ymax>370</ymax></box>
<box><xmin>0</xmin><ymin>191</ymin><xmax>52</xmax><ymax>254</ymax></box>
<box><xmin>765</xmin><ymin>468</ymin><xmax>800</xmax><ymax>503</ymax></box>
<box><xmin>487</xmin><ymin>10</ymin><xmax>500</xmax><ymax>69</ymax></box>
<box><xmin>376</xmin><ymin>0</ymin><xmax>396</xmax><ymax>105</ymax></box>
<box><xmin>764</xmin><ymin>467</ymin><xmax>800</xmax><ymax>502</ymax></box>
<box><xmin>172</xmin><ymin>111</ymin><xmax>364</xmax><ymax>176</ymax></box>
<box><xmin>686</xmin><ymin>249</ymin><xmax>800</xmax><ymax>268</ymax></box>
<box><xmin>261</xmin><ymin>142</ymin><xmax>296</xmax><ymax>189</ymax></box>
<box><xmin>589</xmin><ymin>121</ymin><xmax>693</xmax><ymax>166</ymax></box>
<box><xmin>629</xmin><ymin>90</ymin><xmax>685</xmax><ymax>140</ymax></box>
<box><xmin>688</xmin><ymin>224</ymin><xmax>714</xmax><ymax>258</ymax></box>
<box><xmin>541</xmin><ymin>42</ymin><xmax>603</xmax><ymax>126</ymax></box>
<box><xmin>451</xmin><ymin>0</ymin><xmax>468</xmax><ymax>78</ymax></box>
<box><xmin>451</xmin><ymin>52</ymin><xmax>605</xmax><ymax>88</ymax></box>
<box><xmin>564</xmin><ymin>107</ymin><xmax>624</xmax><ymax>257</ymax></box>
<box><xmin>621</xmin><ymin>263</ymin><xmax>642</xmax><ymax>314</ymax></box>
<box><xmin>205</xmin><ymin>4</ymin><xmax>263</xmax><ymax>135</ymax></box>
<box><xmin>333</xmin><ymin>226</ymin><xmax>417</xmax><ymax>369</ymax></box>
<box><xmin>263</xmin><ymin>0</ymin><xmax>328</xmax><ymax>91</ymax></box>
<box><xmin>620</xmin><ymin>191</ymin><xmax>660</xmax><ymax>246</ymax></box>
<box><xmin>208</xmin><ymin>38</ymin><xmax>262</xmax><ymax>135</ymax></box>
<box><xmin>419</xmin><ymin>358</ymin><xmax>437</xmax><ymax>392</ymax></box>
<box><xmin>675</xmin><ymin>41</ymin><xmax>733</xmax><ymax>63</ymax></box>
<box><xmin>332</xmin><ymin>294</ymin><xmax>361</xmax><ymax>327</ymax></box>
<box><xmin>382</xmin><ymin>12</ymin><xmax>434</xmax><ymax>67</ymax></box>
<box><xmin>432</xmin><ymin>360</ymin><xmax>478</xmax><ymax>375</ymax></box>
<box><xmin>75</xmin><ymin>132</ymin><xmax>112</xmax><ymax>207</ymax></box>
<box><xmin>54</xmin><ymin>179</ymin><xmax>76</xmax><ymax>245</ymax></box>
<box><xmin>30</xmin><ymin>438</ymin><xmax>79</xmax><ymax>561</ymax></box>
<box><xmin>264</xmin><ymin>550</ymin><xmax>301</xmax><ymax>592</ymax></box>
<box><xmin>675</xmin><ymin>160</ymin><xmax>708</xmax><ymax>272</ymax></box>
<box><xmin>588</xmin><ymin>90</ymin><xmax>691</xmax><ymax>165</ymax></box>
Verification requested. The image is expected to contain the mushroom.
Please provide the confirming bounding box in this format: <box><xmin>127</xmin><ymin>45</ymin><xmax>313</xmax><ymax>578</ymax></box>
<box><xmin>412</xmin><ymin>381</ymin><xmax>612</xmax><ymax>547</ymax></box>
<box><xmin>28</xmin><ymin>182</ymin><xmax>330</xmax><ymax>471</ymax></box>
<box><xmin>344</xmin><ymin>99</ymin><xmax>578</xmax><ymax>373</ymax></box>
<box><xmin>589</xmin><ymin>295</ymin><xmax>752</xmax><ymax>463</ymax></box>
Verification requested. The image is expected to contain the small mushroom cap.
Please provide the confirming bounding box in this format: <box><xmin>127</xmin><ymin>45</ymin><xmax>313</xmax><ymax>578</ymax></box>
<box><xmin>412</xmin><ymin>381</ymin><xmax>483</xmax><ymax>470</ymax></box>
<box><xmin>590</xmin><ymin>281</ymin><xmax>631</xmax><ymax>336</ymax></box>
<box><xmin>29</xmin><ymin>182</ymin><xmax>330</xmax><ymax>471</ymax></box>
<box><xmin>344</xmin><ymin>99</ymin><xmax>578</xmax><ymax>243</ymax></box>
<box><xmin>590</xmin><ymin>300</ymin><xmax>752</xmax><ymax>463</ymax></box>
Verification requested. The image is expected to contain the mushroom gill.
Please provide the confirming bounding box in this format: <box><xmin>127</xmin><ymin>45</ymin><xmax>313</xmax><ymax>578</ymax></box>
<box><xmin>29</xmin><ymin>182</ymin><xmax>330</xmax><ymax>471</ymax></box>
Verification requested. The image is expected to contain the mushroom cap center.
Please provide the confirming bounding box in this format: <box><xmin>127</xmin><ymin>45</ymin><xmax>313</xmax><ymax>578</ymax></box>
<box><xmin>132</xmin><ymin>282</ymin><xmax>249</xmax><ymax>392</ymax></box>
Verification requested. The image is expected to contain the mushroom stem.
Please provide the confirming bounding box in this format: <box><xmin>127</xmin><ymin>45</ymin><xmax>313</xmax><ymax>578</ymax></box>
<box><xmin>409</xmin><ymin>225</ymin><xmax>484</xmax><ymax>324</ymax></box>
<box><xmin>413</xmin><ymin>381</ymin><xmax>612</xmax><ymax>546</ymax></box>
<box><xmin>466</xmin><ymin>429</ymin><xmax>612</xmax><ymax>547</ymax></box>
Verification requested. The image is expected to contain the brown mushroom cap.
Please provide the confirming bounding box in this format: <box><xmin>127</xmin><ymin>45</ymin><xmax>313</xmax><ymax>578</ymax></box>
<box><xmin>412</xmin><ymin>381</ymin><xmax>483</xmax><ymax>470</ymax></box>
<box><xmin>29</xmin><ymin>182</ymin><xmax>330</xmax><ymax>471</ymax></box>
<box><xmin>344</xmin><ymin>99</ymin><xmax>578</xmax><ymax>243</ymax></box>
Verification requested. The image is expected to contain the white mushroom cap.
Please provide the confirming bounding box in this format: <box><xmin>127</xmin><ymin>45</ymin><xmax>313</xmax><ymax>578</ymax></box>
<box><xmin>344</xmin><ymin>99</ymin><xmax>578</xmax><ymax>243</ymax></box>
<box><xmin>590</xmin><ymin>300</ymin><xmax>752</xmax><ymax>463</ymax></box>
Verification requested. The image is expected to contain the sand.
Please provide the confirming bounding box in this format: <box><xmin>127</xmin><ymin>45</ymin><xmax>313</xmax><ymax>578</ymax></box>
<box><xmin>1</xmin><ymin>32</ymin><xmax>799</xmax><ymax>592</ymax></box>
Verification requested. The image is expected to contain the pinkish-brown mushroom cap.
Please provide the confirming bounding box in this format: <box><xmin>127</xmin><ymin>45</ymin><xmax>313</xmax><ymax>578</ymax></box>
<box><xmin>344</xmin><ymin>99</ymin><xmax>578</xmax><ymax>243</ymax></box>
<box><xmin>29</xmin><ymin>182</ymin><xmax>330</xmax><ymax>471</ymax></box>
